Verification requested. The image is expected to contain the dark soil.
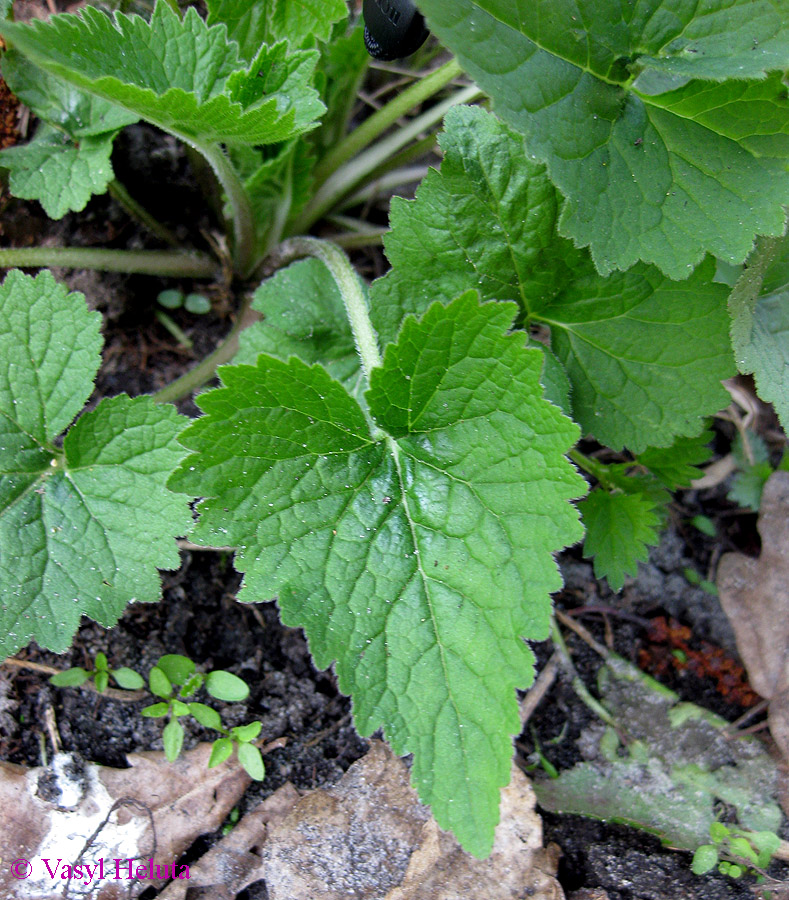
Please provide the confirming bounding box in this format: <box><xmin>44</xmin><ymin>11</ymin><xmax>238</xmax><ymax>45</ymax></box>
<box><xmin>1</xmin><ymin>37</ymin><xmax>787</xmax><ymax>900</ymax></box>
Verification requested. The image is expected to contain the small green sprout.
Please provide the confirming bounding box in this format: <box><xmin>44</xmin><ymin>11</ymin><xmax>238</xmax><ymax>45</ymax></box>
<box><xmin>692</xmin><ymin>821</ymin><xmax>781</xmax><ymax>880</ymax></box>
<box><xmin>49</xmin><ymin>651</ymin><xmax>145</xmax><ymax>692</ymax></box>
<box><xmin>50</xmin><ymin>652</ymin><xmax>265</xmax><ymax>781</ymax></box>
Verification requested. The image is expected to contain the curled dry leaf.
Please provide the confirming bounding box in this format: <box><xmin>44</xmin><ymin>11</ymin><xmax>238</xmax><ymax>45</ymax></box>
<box><xmin>717</xmin><ymin>471</ymin><xmax>789</xmax><ymax>759</ymax></box>
<box><xmin>0</xmin><ymin>743</ymin><xmax>249</xmax><ymax>900</ymax></box>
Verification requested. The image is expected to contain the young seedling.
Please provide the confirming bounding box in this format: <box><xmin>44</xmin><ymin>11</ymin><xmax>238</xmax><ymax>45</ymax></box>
<box><xmin>50</xmin><ymin>651</ymin><xmax>145</xmax><ymax>694</ymax></box>
<box><xmin>51</xmin><ymin>653</ymin><xmax>265</xmax><ymax>780</ymax></box>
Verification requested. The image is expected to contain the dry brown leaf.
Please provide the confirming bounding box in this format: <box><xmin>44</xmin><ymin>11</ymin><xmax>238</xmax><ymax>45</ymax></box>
<box><xmin>0</xmin><ymin>743</ymin><xmax>249</xmax><ymax>900</ymax></box>
<box><xmin>718</xmin><ymin>471</ymin><xmax>789</xmax><ymax>759</ymax></box>
<box><xmin>261</xmin><ymin>740</ymin><xmax>563</xmax><ymax>900</ymax></box>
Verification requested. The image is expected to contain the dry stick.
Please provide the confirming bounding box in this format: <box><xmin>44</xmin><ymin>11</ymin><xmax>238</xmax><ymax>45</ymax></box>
<box><xmin>555</xmin><ymin>608</ymin><xmax>610</xmax><ymax>660</ymax></box>
<box><xmin>3</xmin><ymin>657</ymin><xmax>147</xmax><ymax>702</ymax></box>
<box><xmin>519</xmin><ymin>652</ymin><xmax>560</xmax><ymax>728</ymax></box>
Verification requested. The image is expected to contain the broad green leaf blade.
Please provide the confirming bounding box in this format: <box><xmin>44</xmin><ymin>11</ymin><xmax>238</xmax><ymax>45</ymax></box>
<box><xmin>580</xmin><ymin>489</ymin><xmax>662</xmax><ymax>591</ymax></box>
<box><xmin>172</xmin><ymin>294</ymin><xmax>585</xmax><ymax>856</ymax></box>
<box><xmin>0</xmin><ymin>125</ymin><xmax>115</xmax><ymax>218</ymax></box>
<box><xmin>235</xmin><ymin>258</ymin><xmax>360</xmax><ymax>388</ymax></box>
<box><xmin>1</xmin><ymin>48</ymin><xmax>138</xmax><ymax>137</ymax></box>
<box><xmin>370</xmin><ymin>105</ymin><xmax>584</xmax><ymax>347</ymax></box>
<box><xmin>0</xmin><ymin>272</ymin><xmax>191</xmax><ymax>659</ymax></box>
<box><xmin>0</xmin><ymin>394</ymin><xmax>191</xmax><ymax>658</ymax></box>
<box><xmin>417</xmin><ymin>0</ymin><xmax>789</xmax><ymax>277</ymax></box>
<box><xmin>642</xmin><ymin>74</ymin><xmax>789</xmax><ymax>159</ymax></box>
<box><xmin>0</xmin><ymin>270</ymin><xmax>101</xmax><ymax>444</ymax></box>
<box><xmin>371</xmin><ymin>106</ymin><xmax>735</xmax><ymax>452</ymax></box>
<box><xmin>0</xmin><ymin>2</ymin><xmax>324</xmax><ymax>146</ymax></box>
<box><xmin>207</xmin><ymin>0</ymin><xmax>348</xmax><ymax>59</ymax></box>
<box><xmin>542</xmin><ymin>258</ymin><xmax>735</xmax><ymax>452</ymax></box>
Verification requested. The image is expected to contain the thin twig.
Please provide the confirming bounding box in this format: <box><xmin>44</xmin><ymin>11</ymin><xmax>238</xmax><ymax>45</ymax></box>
<box><xmin>519</xmin><ymin>652</ymin><xmax>560</xmax><ymax>727</ymax></box>
<box><xmin>555</xmin><ymin>608</ymin><xmax>610</xmax><ymax>659</ymax></box>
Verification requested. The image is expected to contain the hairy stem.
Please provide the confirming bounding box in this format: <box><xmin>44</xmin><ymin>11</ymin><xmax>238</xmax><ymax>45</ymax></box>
<box><xmin>109</xmin><ymin>179</ymin><xmax>181</xmax><ymax>248</ymax></box>
<box><xmin>0</xmin><ymin>246</ymin><xmax>218</xmax><ymax>277</ymax></box>
<box><xmin>277</xmin><ymin>237</ymin><xmax>383</xmax><ymax>379</ymax></box>
<box><xmin>293</xmin><ymin>83</ymin><xmax>482</xmax><ymax>234</ymax></box>
<box><xmin>190</xmin><ymin>139</ymin><xmax>256</xmax><ymax>277</ymax></box>
<box><xmin>314</xmin><ymin>58</ymin><xmax>463</xmax><ymax>185</ymax></box>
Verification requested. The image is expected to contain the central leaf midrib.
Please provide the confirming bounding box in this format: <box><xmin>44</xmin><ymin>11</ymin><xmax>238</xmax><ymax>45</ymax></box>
<box><xmin>385</xmin><ymin>433</ymin><xmax>469</xmax><ymax>761</ymax></box>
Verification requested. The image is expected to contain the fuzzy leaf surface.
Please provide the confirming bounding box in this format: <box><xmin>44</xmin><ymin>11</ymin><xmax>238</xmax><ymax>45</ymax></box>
<box><xmin>580</xmin><ymin>489</ymin><xmax>662</xmax><ymax>590</ymax></box>
<box><xmin>206</xmin><ymin>0</ymin><xmax>348</xmax><ymax>59</ymax></box>
<box><xmin>417</xmin><ymin>0</ymin><xmax>789</xmax><ymax>277</ymax></box>
<box><xmin>372</xmin><ymin>107</ymin><xmax>735</xmax><ymax>453</ymax></box>
<box><xmin>0</xmin><ymin>2</ymin><xmax>323</xmax><ymax>146</ymax></box>
<box><xmin>0</xmin><ymin>270</ymin><xmax>191</xmax><ymax>659</ymax></box>
<box><xmin>171</xmin><ymin>294</ymin><xmax>585</xmax><ymax>857</ymax></box>
<box><xmin>234</xmin><ymin>258</ymin><xmax>360</xmax><ymax>388</ymax></box>
<box><xmin>0</xmin><ymin>126</ymin><xmax>115</xmax><ymax>218</ymax></box>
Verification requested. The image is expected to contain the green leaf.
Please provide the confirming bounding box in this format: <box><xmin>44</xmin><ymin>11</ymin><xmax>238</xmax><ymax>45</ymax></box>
<box><xmin>370</xmin><ymin>105</ymin><xmax>584</xmax><ymax>347</ymax></box>
<box><xmin>94</xmin><ymin>670</ymin><xmax>109</xmax><ymax>693</ymax></box>
<box><xmin>111</xmin><ymin>667</ymin><xmax>145</xmax><ymax>690</ymax></box>
<box><xmin>728</xmin><ymin>836</ymin><xmax>759</xmax><ymax>864</ymax></box>
<box><xmin>208</xmin><ymin>737</ymin><xmax>233</xmax><ymax>767</ymax></box>
<box><xmin>237</xmin><ymin>741</ymin><xmax>265</xmax><ymax>780</ymax></box>
<box><xmin>141</xmin><ymin>702</ymin><xmax>170</xmax><ymax>718</ymax></box>
<box><xmin>50</xmin><ymin>667</ymin><xmax>90</xmax><ymax>687</ymax></box>
<box><xmin>171</xmin><ymin>294</ymin><xmax>585</xmax><ymax>857</ymax></box>
<box><xmin>1</xmin><ymin>48</ymin><xmax>138</xmax><ymax>137</ymax></box>
<box><xmin>205</xmin><ymin>670</ymin><xmax>250</xmax><ymax>702</ymax></box>
<box><xmin>710</xmin><ymin>822</ymin><xmax>729</xmax><ymax>843</ymax></box>
<box><xmin>417</xmin><ymin>0</ymin><xmax>789</xmax><ymax>277</ymax></box>
<box><xmin>171</xmin><ymin>699</ymin><xmax>190</xmax><ymax>717</ymax></box>
<box><xmin>180</xmin><ymin>673</ymin><xmax>204</xmax><ymax>697</ymax></box>
<box><xmin>235</xmin><ymin>258</ymin><xmax>360</xmax><ymax>388</ymax></box>
<box><xmin>728</xmin><ymin>463</ymin><xmax>773</xmax><ymax>511</ymax></box>
<box><xmin>544</xmin><ymin>258</ymin><xmax>734</xmax><ymax>452</ymax></box>
<box><xmin>580</xmin><ymin>489</ymin><xmax>662</xmax><ymax>591</ymax></box>
<box><xmin>636</xmin><ymin>430</ymin><xmax>713</xmax><ymax>489</ymax></box>
<box><xmin>156</xmin><ymin>654</ymin><xmax>196</xmax><ymax>685</ymax></box>
<box><xmin>0</xmin><ymin>271</ymin><xmax>185</xmax><ymax>658</ymax></box>
<box><xmin>371</xmin><ymin>107</ymin><xmax>735</xmax><ymax>453</ymax></box>
<box><xmin>230</xmin><ymin>139</ymin><xmax>316</xmax><ymax>255</ymax></box>
<box><xmin>95</xmin><ymin>651</ymin><xmax>108</xmax><ymax>671</ymax></box>
<box><xmin>0</xmin><ymin>2</ymin><xmax>324</xmax><ymax>147</ymax></box>
<box><xmin>0</xmin><ymin>126</ymin><xmax>115</xmax><ymax>219</ymax></box>
<box><xmin>163</xmin><ymin>717</ymin><xmax>184</xmax><ymax>761</ymax></box>
<box><xmin>188</xmin><ymin>702</ymin><xmax>223</xmax><ymax>730</ymax></box>
<box><xmin>206</xmin><ymin>0</ymin><xmax>348</xmax><ymax>59</ymax></box>
<box><xmin>692</xmin><ymin>845</ymin><xmax>719</xmax><ymax>875</ymax></box>
<box><xmin>149</xmin><ymin>666</ymin><xmax>172</xmax><ymax>699</ymax></box>
<box><xmin>231</xmin><ymin>720</ymin><xmax>262</xmax><ymax>743</ymax></box>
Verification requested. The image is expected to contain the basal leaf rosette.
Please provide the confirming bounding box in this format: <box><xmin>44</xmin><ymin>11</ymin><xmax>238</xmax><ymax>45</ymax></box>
<box><xmin>170</xmin><ymin>292</ymin><xmax>586</xmax><ymax>856</ymax></box>
<box><xmin>0</xmin><ymin>270</ymin><xmax>191</xmax><ymax>659</ymax></box>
